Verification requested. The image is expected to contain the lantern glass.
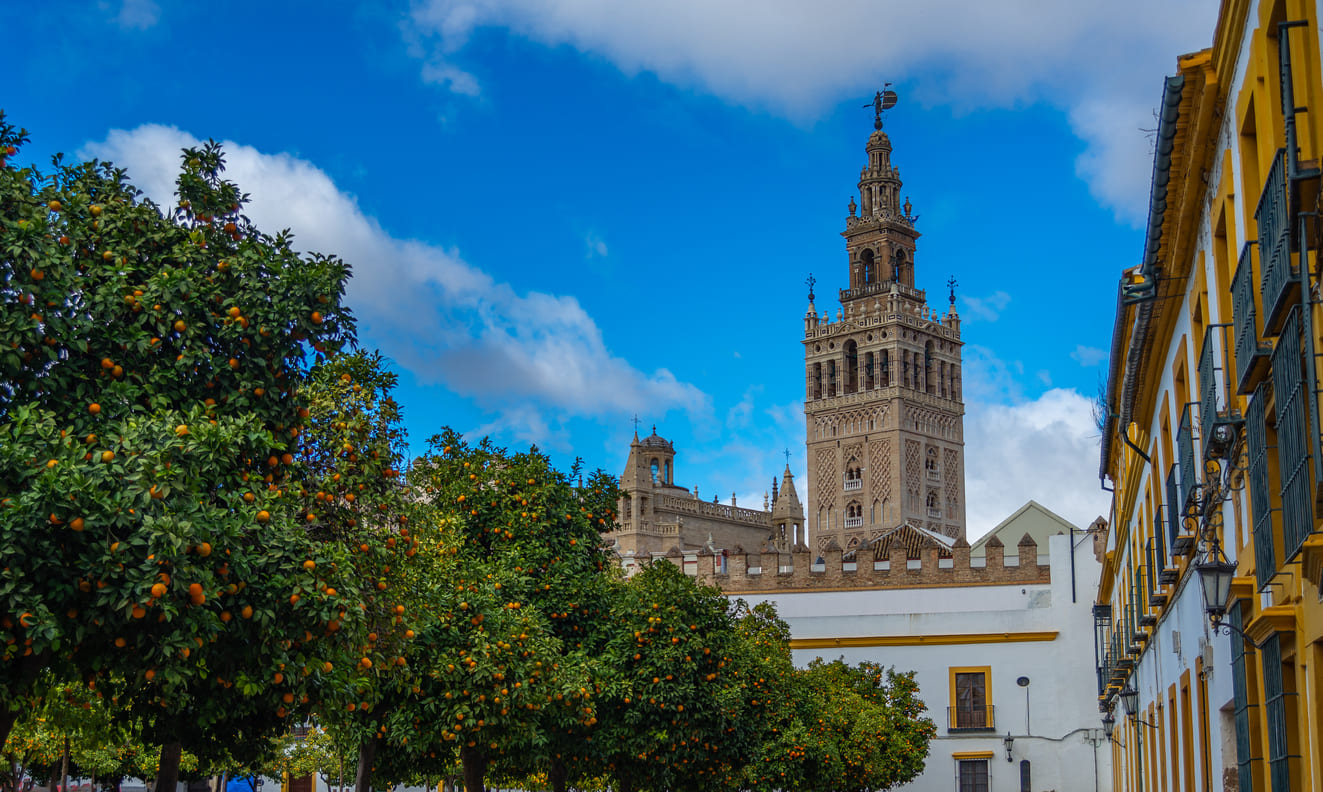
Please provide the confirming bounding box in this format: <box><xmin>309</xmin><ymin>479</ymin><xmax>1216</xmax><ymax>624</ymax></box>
<box><xmin>1102</xmin><ymin>712</ymin><xmax>1115</xmax><ymax>738</ymax></box>
<box><xmin>1196</xmin><ymin>558</ymin><xmax>1236</xmax><ymax>618</ymax></box>
<box><xmin>1119</xmin><ymin>686</ymin><xmax>1138</xmax><ymax>717</ymax></box>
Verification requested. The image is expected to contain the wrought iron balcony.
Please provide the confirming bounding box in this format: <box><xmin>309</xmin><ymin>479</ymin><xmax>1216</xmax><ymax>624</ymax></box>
<box><xmin>1199</xmin><ymin>325</ymin><xmax>1243</xmax><ymax>462</ymax></box>
<box><xmin>1272</xmin><ymin>308</ymin><xmax>1313</xmax><ymax>563</ymax></box>
<box><xmin>1246</xmin><ymin>382</ymin><xmax>1277</xmax><ymax>590</ymax></box>
<box><xmin>1232</xmin><ymin>242</ymin><xmax>1271</xmax><ymax>394</ymax></box>
<box><xmin>1146</xmin><ymin>539</ymin><xmax>1168</xmax><ymax>608</ymax></box>
<box><xmin>948</xmin><ymin>705</ymin><xmax>995</xmax><ymax>732</ymax></box>
<box><xmin>1257</xmin><ymin>148</ymin><xmax>1297</xmax><ymax>335</ymax></box>
<box><xmin>1164</xmin><ymin>465</ymin><xmax>1195</xmax><ymax>557</ymax></box>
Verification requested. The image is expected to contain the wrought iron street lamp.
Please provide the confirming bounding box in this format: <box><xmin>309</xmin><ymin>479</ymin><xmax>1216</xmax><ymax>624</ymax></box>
<box><xmin>1003</xmin><ymin>732</ymin><xmax>1014</xmax><ymax>762</ymax></box>
<box><xmin>1102</xmin><ymin>711</ymin><xmax>1115</xmax><ymax>739</ymax></box>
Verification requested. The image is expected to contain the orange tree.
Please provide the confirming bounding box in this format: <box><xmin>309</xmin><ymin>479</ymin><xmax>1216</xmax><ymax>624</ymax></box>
<box><xmin>286</xmin><ymin>350</ymin><xmax>423</xmax><ymax>792</ymax></box>
<box><xmin>0</xmin><ymin>111</ymin><xmax>357</xmax><ymax>784</ymax></box>
<box><xmin>796</xmin><ymin>658</ymin><xmax>935</xmax><ymax>792</ymax></box>
<box><xmin>588</xmin><ymin>561</ymin><xmax>759</xmax><ymax>792</ymax></box>
<box><xmin>335</xmin><ymin>431</ymin><xmax>619</xmax><ymax>792</ymax></box>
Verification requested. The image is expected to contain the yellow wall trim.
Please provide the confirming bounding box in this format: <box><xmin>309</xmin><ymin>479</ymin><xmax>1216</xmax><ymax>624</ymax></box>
<box><xmin>790</xmin><ymin>631</ymin><xmax>1058</xmax><ymax>650</ymax></box>
<box><xmin>951</xmin><ymin>751</ymin><xmax>995</xmax><ymax>760</ymax></box>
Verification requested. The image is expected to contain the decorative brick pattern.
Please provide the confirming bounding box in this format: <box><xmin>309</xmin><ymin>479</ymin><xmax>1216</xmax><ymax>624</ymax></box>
<box><xmin>816</xmin><ymin>448</ymin><xmax>837</xmax><ymax>508</ymax></box>
<box><xmin>944</xmin><ymin>448</ymin><xmax>960</xmax><ymax>506</ymax></box>
<box><xmin>870</xmin><ymin>439</ymin><xmax>890</xmax><ymax>502</ymax></box>
<box><xmin>904</xmin><ymin>439</ymin><xmax>921</xmax><ymax>498</ymax></box>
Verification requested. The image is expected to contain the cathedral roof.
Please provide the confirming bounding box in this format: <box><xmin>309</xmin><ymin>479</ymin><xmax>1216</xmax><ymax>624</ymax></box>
<box><xmin>850</xmin><ymin>522</ymin><xmax>956</xmax><ymax>561</ymax></box>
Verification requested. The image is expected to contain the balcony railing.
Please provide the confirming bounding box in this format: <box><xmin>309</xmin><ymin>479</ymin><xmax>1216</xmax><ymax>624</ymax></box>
<box><xmin>1154</xmin><ymin>507</ymin><xmax>1177</xmax><ymax>584</ymax></box>
<box><xmin>1165</xmin><ymin>465</ymin><xmax>1195</xmax><ymax>557</ymax></box>
<box><xmin>927</xmin><ymin>469</ymin><xmax>940</xmax><ymax>482</ymax></box>
<box><xmin>1177</xmin><ymin>403</ymin><xmax>1199</xmax><ymax>514</ymax></box>
<box><xmin>1258</xmin><ymin>148</ymin><xmax>1297</xmax><ymax>335</ymax></box>
<box><xmin>948</xmin><ymin>705</ymin><xmax>995</xmax><ymax>732</ymax></box>
<box><xmin>1232</xmin><ymin>242</ymin><xmax>1271</xmax><ymax>394</ymax></box>
<box><xmin>1146</xmin><ymin>539</ymin><xmax>1168</xmax><ymax>608</ymax></box>
<box><xmin>1246</xmin><ymin>383</ymin><xmax>1277</xmax><ymax>590</ymax></box>
<box><xmin>843</xmin><ymin>478</ymin><xmax>862</xmax><ymax>492</ymax></box>
<box><xmin>1272</xmin><ymin>308</ymin><xmax>1313</xmax><ymax>562</ymax></box>
<box><xmin>1199</xmin><ymin>325</ymin><xmax>1242</xmax><ymax>462</ymax></box>
<box><xmin>844</xmin><ymin>516</ymin><xmax>863</xmax><ymax>528</ymax></box>
<box><xmin>927</xmin><ymin>508</ymin><xmax>942</xmax><ymax>519</ymax></box>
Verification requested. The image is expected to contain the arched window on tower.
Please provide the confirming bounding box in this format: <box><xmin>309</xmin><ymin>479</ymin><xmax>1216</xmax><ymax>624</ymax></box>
<box><xmin>664</xmin><ymin>459</ymin><xmax>672</xmax><ymax>485</ymax></box>
<box><xmin>650</xmin><ymin>458</ymin><xmax>659</xmax><ymax>483</ymax></box>
<box><xmin>864</xmin><ymin>351</ymin><xmax>875</xmax><ymax>390</ymax></box>
<box><xmin>925</xmin><ymin>340</ymin><xmax>935</xmax><ymax>394</ymax></box>
<box><xmin>880</xmin><ymin>350</ymin><xmax>890</xmax><ymax>387</ymax></box>
<box><xmin>845</xmin><ymin>501</ymin><xmax>862</xmax><ymax>528</ymax></box>
<box><xmin>812</xmin><ymin>362</ymin><xmax>823</xmax><ymax>400</ymax></box>
<box><xmin>892</xmin><ymin>249</ymin><xmax>906</xmax><ymax>282</ymax></box>
<box><xmin>827</xmin><ymin>360</ymin><xmax>837</xmax><ymax>397</ymax></box>
<box><xmin>860</xmin><ymin>248</ymin><xmax>875</xmax><ymax>285</ymax></box>
<box><xmin>926</xmin><ymin>490</ymin><xmax>941</xmax><ymax>519</ymax></box>
<box><xmin>844</xmin><ymin>341</ymin><xmax>858</xmax><ymax>394</ymax></box>
<box><xmin>926</xmin><ymin>447</ymin><xmax>939</xmax><ymax>482</ymax></box>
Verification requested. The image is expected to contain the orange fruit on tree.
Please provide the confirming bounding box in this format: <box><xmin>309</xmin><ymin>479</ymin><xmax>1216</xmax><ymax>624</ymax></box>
<box><xmin>241</xmin><ymin>606</ymin><xmax>253</xmax><ymax>619</ymax></box>
<box><xmin>173</xmin><ymin>320</ymin><xmax>186</xmax><ymax>332</ymax></box>
<box><xmin>100</xmin><ymin>451</ymin><xmax>114</xmax><ymax>463</ymax></box>
<box><xmin>310</xmin><ymin>311</ymin><xmax>323</xmax><ymax>324</ymax></box>
<box><xmin>256</xmin><ymin>510</ymin><xmax>270</xmax><ymax>523</ymax></box>
<box><xmin>151</xmin><ymin>583</ymin><xmax>167</xmax><ymax>598</ymax></box>
<box><xmin>302</xmin><ymin>559</ymin><xmax>315</xmax><ymax>570</ymax></box>
<box><xmin>70</xmin><ymin>517</ymin><xmax>85</xmax><ymax>532</ymax></box>
<box><xmin>196</xmin><ymin>542</ymin><xmax>212</xmax><ymax>557</ymax></box>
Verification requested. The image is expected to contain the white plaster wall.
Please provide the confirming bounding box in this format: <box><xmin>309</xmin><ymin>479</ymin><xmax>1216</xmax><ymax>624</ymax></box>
<box><xmin>737</xmin><ymin>534</ymin><xmax>1111</xmax><ymax>792</ymax></box>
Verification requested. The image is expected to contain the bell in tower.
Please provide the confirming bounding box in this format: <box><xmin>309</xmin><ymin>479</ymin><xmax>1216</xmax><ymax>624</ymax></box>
<box><xmin>800</xmin><ymin>90</ymin><xmax>967</xmax><ymax>553</ymax></box>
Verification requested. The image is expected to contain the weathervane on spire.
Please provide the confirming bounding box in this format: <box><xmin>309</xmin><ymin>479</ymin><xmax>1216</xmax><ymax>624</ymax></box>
<box><xmin>806</xmin><ymin>273</ymin><xmax>816</xmax><ymax>303</ymax></box>
<box><xmin>863</xmin><ymin>84</ymin><xmax>898</xmax><ymax>131</ymax></box>
<box><xmin>947</xmin><ymin>276</ymin><xmax>958</xmax><ymax>306</ymax></box>
<box><xmin>784</xmin><ymin>448</ymin><xmax>792</xmax><ymax>465</ymax></box>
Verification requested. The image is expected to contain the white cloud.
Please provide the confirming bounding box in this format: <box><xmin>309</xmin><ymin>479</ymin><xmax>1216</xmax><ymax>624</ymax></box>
<box><xmin>1071</xmin><ymin>344</ymin><xmax>1107</xmax><ymax>367</ymax></box>
<box><xmin>79</xmin><ymin>125</ymin><xmax>708</xmax><ymax>443</ymax></box>
<box><xmin>405</xmin><ymin>0</ymin><xmax>1215</xmax><ymax>224</ymax></box>
<box><xmin>584</xmin><ymin>231</ymin><xmax>608</xmax><ymax>259</ymax></box>
<box><xmin>963</xmin><ymin>388</ymin><xmax>1110</xmax><ymax>542</ymax></box>
<box><xmin>107</xmin><ymin>0</ymin><xmax>159</xmax><ymax>30</ymax></box>
<box><xmin>960</xmin><ymin>290</ymin><xmax>1011</xmax><ymax>323</ymax></box>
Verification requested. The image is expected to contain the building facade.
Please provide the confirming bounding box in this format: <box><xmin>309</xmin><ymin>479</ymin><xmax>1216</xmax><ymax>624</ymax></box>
<box><xmin>1096</xmin><ymin>1</ymin><xmax>1323</xmax><ymax>790</ymax></box>
<box><xmin>611</xmin><ymin>426</ymin><xmax>804</xmax><ymax>562</ymax></box>
<box><xmin>802</xmin><ymin>117</ymin><xmax>966</xmax><ymax>552</ymax></box>
<box><xmin>688</xmin><ymin>520</ymin><xmax>1109</xmax><ymax>792</ymax></box>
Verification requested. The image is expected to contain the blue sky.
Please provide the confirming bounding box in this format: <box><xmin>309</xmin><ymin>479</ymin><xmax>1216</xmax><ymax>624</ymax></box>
<box><xmin>2</xmin><ymin>0</ymin><xmax>1217</xmax><ymax>538</ymax></box>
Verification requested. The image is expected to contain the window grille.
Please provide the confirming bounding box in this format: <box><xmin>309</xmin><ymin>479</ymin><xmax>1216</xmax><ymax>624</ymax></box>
<box><xmin>1229</xmin><ymin>603</ymin><xmax>1256</xmax><ymax>792</ymax></box>
<box><xmin>1247</xmin><ymin>382</ymin><xmax>1277</xmax><ymax>590</ymax></box>
<box><xmin>957</xmin><ymin>759</ymin><xmax>989</xmax><ymax>792</ymax></box>
<box><xmin>1257</xmin><ymin>148</ymin><xmax>1294</xmax><ymax>334</ymax></box>
<box><xmin>1232</xmin><ymin>241</ymin><xmax>1271</xmax><ymax>394</ymax></box>
<box><xmin>1178</xmin><ymin>403</ymin><xmax>1198</xmax><ymax>515</ymax></box>
<box><xmin>1273</xmin><ymin>308</ymin><xmax>1313</xmax><ymax>561</ymax></box>
<box><xmin>1262</xmin><ymin>634</ymin><xmax>1292</xmax><ymax>792</ymax></box>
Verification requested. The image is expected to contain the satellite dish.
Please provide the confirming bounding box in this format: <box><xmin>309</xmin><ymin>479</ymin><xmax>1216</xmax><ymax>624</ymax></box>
<box><xmin>881</xmin><ymin>90</ymin><xmax>898</xmax><ymax>110</ymax></box>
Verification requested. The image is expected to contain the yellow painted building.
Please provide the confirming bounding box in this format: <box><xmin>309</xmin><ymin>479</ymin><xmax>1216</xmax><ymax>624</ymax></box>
<box><xmin>1096</xmin><ymin>0</ymin><xmax>1323</xmax><ymax>790</ymax></box>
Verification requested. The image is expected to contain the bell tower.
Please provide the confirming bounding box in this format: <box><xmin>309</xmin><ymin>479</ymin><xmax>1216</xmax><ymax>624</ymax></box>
<box><xmin>802</xmin><ymin>99</ymin><xmax>966</xmax><ymax>553</ymax></box>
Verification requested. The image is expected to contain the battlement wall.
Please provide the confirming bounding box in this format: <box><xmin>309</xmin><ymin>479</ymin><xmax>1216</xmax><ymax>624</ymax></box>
<box><xmin>656</xmin><ymin>494</ymin><xmax>772</xmax><ymax>527</ymax></box>
<box><xmin>653</xmin><ymin>536</ymin><xmax>1048</xmax><ymax>592</ymax></box>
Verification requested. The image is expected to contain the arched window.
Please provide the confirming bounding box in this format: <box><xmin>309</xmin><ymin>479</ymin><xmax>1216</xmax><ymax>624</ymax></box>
<box><xmin>892</xmin><ymin>249</ymin><xmax>906</xmax><ymax>281</ymax></box>
<box><xmin>812</xmin><ymin>362</ymin><xmax>823</xmax><ymax>400</ymax></box>
<box><xmin>844</xmin><ymin>341</ymin><xmax>858</xmax><ymax>394</ymax></box>
<box><xmin>860</xmin><ymin>248</ymin><xmax>875</xmax><ymax>284</ymax></box>
<box><xmin>880</xmin><ymin>350</ymin><xmax>890</xmax><ymax>387</ymax></box>
<box><xmin>650</xmin><ymin>458</ymin><xmax>659</xmax><ymax>482</ymax></box>
<box><xmin>924</xmin><ymin>340</ymin><xmax>935</xmax><ymax>394</ymax></box>
<box><xmin>664</xmin><ymin>459</ymin><xmax>672</xmax><ymax>485</ymax></box>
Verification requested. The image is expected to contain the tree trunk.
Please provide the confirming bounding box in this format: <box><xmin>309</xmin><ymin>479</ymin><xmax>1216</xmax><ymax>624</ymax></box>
<box><xmin>616</xmin><ymin>776</ymin><xmax>633</xmax><ymax>792</ymax></box>
<box><xmin>353</xmin><ymin>737</ymin><xmax>377</xmax><ymax>792</ymax></box>
<box><xmin>153</xmin><ymin>742</ymin><xmax>183</xmax><ymax>792</ymax></box>
<box><xmin>548</xmin><ymin>761</ymin><xmax>566</xmax><ymax>792</ymax></box>
<box><xmin>60</xmin><ymin>737</ymin><xmax>69</xmax><ymax>792</ymax></box>
<box><xmin>458</xmin><ymin>747</ymin><xmax>486</xmax><ymax>792</ymax></box>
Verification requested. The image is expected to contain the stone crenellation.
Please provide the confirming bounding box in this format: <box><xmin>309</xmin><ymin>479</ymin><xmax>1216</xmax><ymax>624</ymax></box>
<box><xmin>677</xmin><ymin>534</ymin><xmax>1048</xmax><ymax>592</ymax></box>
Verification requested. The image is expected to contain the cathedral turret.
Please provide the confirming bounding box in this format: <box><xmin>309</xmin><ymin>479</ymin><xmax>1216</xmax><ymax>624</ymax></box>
<box><xmin>801</xmin><ymin>95</ymin><xmax>966</xmax><ymax>553</ymax></box>
<box><xmin>771</xmin><ymin>465</ymin><xmax>805</xmax><ymax>550</ymax></box>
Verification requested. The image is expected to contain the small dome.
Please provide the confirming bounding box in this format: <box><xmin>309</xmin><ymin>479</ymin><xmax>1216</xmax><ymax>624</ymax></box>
<box><xmin>640</xmin><ymin>425</ymin><xmax>674</xmax><ymax>451</ymax></box>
